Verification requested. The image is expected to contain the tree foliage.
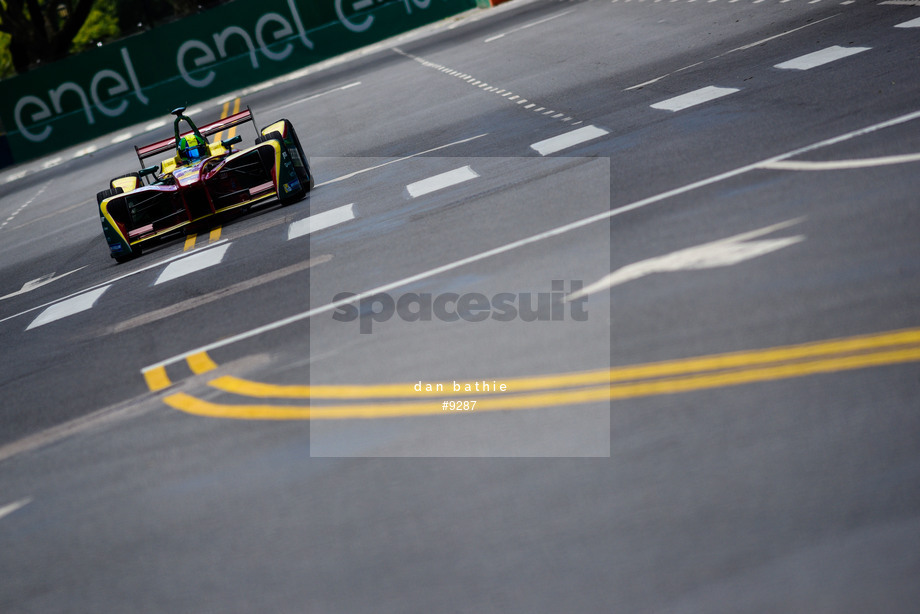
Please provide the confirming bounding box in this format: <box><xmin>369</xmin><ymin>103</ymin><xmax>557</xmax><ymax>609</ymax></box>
<box><xmin>0</xmin><ymin>0</ymin><xmax>225</xmax><ymax>79</ymax></box>
<box><xmin>0</xmin><ymin>30</ymin><xmax>12</xmax><ymax>78</ymax></box>
<box><xmin>0</xmin><ymin>0</ymin><xmax>99</xmax><ymax>75</ymax></box>
<box><xmin>70</xmin><ymin>0</ymin><xmax>119</xmax><ymax>54</ymax></box>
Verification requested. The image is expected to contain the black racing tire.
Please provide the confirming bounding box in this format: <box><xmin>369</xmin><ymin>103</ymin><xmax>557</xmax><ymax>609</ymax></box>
<box><xmin>97</xmin><ymin>186</ymin><xmax>139</xmax><ymax>264</ymax></box>
<box><xmin>96</xmin><ymin>186</ymin><xmax>124</xmax><ymax>206</ymax></box>
<box><xmin>256</xmin><ymin>131</ymin><xmax>298</xmax><ymax>205</ymax></box>
<box><xmin>286</xmin><ymin>125</ymin><xmax>313</xmax><ymax>192</ymax></box>
<box><xmin>257</xmin><ymin>127</ymin><xmax>310</xmax><ymax>205</ymax></box>
<box><xmin>114</xmin><ymin>244</ymin><xmax>142</xmax><ymax>264</ymax></box>
<box><xmin>255</xmin><ymin>130</ymin><xmax>283</xmax><ymax>146</ymax></box>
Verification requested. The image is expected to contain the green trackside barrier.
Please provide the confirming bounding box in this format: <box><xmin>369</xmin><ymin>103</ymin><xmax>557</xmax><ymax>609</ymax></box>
<box><xmin>0</xmin><ymin>0</ymin><xmax>478</xmax><ymax>167</ymax></box>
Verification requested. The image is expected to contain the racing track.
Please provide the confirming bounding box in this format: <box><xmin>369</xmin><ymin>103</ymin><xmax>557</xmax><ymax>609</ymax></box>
<box><xmin>1</xmin><ymin>0</ymin><xmax>919</xmax><ymax>611</ymax></box>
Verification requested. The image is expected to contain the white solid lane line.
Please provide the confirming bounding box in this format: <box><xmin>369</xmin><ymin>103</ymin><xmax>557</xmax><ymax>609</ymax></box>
<box><xmin>484</xmin><ymin>9</ymin><xmax>576</xmax><ymax>43</ymax></box>
<box><xmin>0</xmin><ymin>498</ymin><xmax>32</xmax><ymax>521</ymax></box>
<box><xmin>774</xmin><ymin>45</ymin><xmax>870</xmax><ymax>70</ymax></box>
<box><xmin>288</xmin><ymin>203</ymin><xmax>356</xmax><ymax>240</ymax></box>
<box><xmin>142</xmin><ymin>108</ymin><xmax>920</xmax><ymax>373</ymax></box>
<box><xmin>406</xmin><ymin>166</ymin><xmax>480</xmax><ymax>198</ymax></box>
<box><xmin>267</xmin><ymin>81</ymin><xmax>362</xmax><ymax>114</ymax></box>
<box><xmin>155</xmin><ymin>243</ymin><xmax>231</xmax><ymax>285</ymax></box>
<box><xmin>895</xmin><ymin>17</ymin><xmax>920</xmax><ymax>28</ymax></box>
<box><xmin>316</xmin><ymin>134</ymin><xmax>487</xmax><ymax>188</ymax></box>
<box><xmin>26</xmin><ymin>286</ymin><xmax>111</xmax><ymax>330</ymax></box>
<box><xmin>651</xmin><ymin>86</ymin><xmax>740</xmax><ymax>112</ymax></box>
<box><xmin>530</xmin><ymin>125</ymin><xmax>610</xmax><ymax>156</ymax></box>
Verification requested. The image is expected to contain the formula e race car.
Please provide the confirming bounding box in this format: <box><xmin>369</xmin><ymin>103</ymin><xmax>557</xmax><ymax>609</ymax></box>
<box><xmin>97</xmin><ymin>106</ymin><xmax>313</xmax><ymax>263</ymax></box>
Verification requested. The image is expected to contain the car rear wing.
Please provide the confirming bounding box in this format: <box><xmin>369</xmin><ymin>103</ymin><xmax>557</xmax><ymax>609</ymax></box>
<box><xmin>135</xmin><ymin>107</ymin><xmax>257</xmax><ymax>165</ymax></box>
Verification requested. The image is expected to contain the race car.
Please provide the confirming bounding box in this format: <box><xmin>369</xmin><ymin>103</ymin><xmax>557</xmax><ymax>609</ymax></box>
<box><xmin>96</xmin><ymin>106</ymin><xmax>313</xmax><ymax>263</ymax></box>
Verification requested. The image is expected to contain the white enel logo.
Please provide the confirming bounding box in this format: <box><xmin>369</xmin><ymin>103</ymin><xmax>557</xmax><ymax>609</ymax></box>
<box><xmin>13</xmin><ymin>0</ymin><xmax>312</xmax><ymax>143</ymax></box>
<box><xmin>335</xmin><ymin>0</ymin><xmax>430</xmax><ymax>33</ymax></box>
<box><xmin>13</xmin><ymin>0</ymin><xmax>437</xmax><ymax>143</ymax></box>
<box><xmin>177</xmin><ymin>0</ymin><xmax>313</xmax><ymax>88</ymax></box>
<box><xmin>14</xmin><ymin>48</ymin><xmax>148</xmax><ymax>143</ymax></box>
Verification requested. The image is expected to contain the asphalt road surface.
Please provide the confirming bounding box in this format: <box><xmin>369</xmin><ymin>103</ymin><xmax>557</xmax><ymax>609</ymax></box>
<box><xmin>1</xmin><ymin>0</ymin><xmax>919</xmax><ymax>611</ymax></box>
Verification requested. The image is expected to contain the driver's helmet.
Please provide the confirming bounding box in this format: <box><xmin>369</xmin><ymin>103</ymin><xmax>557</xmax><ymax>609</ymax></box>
<box><xmin>177</xmin><ymin>134</ymin><xmax>208</xmax><ymax>162</ymax></box>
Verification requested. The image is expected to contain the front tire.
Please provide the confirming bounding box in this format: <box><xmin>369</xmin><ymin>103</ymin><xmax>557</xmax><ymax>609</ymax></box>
<box><xmin>114</xmin><ymin>244</ymin><xmax>142</xmax><ymax>264</ymax></box>
<box><xmin>258</xmin><ymin>123</ymin><xmax>312</xmax><ymax>205</ymax></box>
<box><xmin>96</xmin><ymin>186</ymin><xmax>123</xmax><ymax>205</ymax></box>
<box><xmin>287</xmin><ymin>126</ymin><xmax>314</xmax><ymax>192</ymax></box>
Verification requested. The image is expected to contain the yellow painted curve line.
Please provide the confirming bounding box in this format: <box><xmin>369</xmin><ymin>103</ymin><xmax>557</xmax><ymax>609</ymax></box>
<box><xmin>205</xmin><ymin>327</ymin><xmax>920</xmax><ymax>399</ymax></box>
<box><xmin>162</xmin><ymin>345</ymin><xmax>920</xmax><ymax>421</ymax></box>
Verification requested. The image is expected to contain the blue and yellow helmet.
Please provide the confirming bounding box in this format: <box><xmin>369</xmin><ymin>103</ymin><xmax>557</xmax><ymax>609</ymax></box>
<box><xmin>178</xmin><ymin>134</ymin><xmax>207</xmax><ymax>162</ymax></box>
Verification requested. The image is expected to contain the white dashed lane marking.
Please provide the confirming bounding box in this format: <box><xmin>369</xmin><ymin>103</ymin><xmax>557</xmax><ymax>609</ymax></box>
<box><xmin>26</xmin><ymin>285</ymin><xmax>111</xmax><ymax>330</ymax></box>
<box><xmin>154</xmin><ymin>243</ymin><xmax>231</xmax><ymax>285</ymax></box>
<box><xmin>531</xmin><ymin>125</ymin><xmax>610</xmax><ymax>156</ymax></box>
<box><xmin>288</xmin><ymin>203</ymin><xmax>356</xmax><ymax>240</ymax></box>
<box><xmin>144</xmin><ymin>120</ymin><xmax>168</xmax><ymax>131</ymax></box>
<box><xmin>651</xmin><ymin>86</ymin><xmax>740</xmax><ymax>112</ymax></box>
<box><xmin>406</xmin><ymin>166</ymin><xmax>480</xmax><ymax>198</ymax></box>
<box><xmin>0</xmin><ymin>182</ymin><xmax>50</xmax><ymax>231</ymax></box>
<box><xmin>774</xmin><ymin>46</ymin><xmax>871</xmax><ymax>70</ymax></box>
<box><xmin>393</xmin><ymin>47</ymin><xmax>582</xmax><ymax>126</ymax></box>
<box><xmin>895</xmin><ymin>17</ymin><xmax>920</xmax><ymax>28</ymax></box>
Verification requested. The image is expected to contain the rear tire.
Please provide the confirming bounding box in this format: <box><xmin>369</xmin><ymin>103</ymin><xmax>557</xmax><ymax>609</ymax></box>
<box><xmin>96</xmin><ymin>186</ymin><xmax>123</xmax><ymax>205</ymax></box>
<box><xmin>254</xmin><ymin>131</ymin><xmax>283</xmax><ymax>146</ymax></box>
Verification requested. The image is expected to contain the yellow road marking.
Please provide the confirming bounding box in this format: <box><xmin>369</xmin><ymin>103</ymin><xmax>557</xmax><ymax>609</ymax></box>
<box><xmin>205</xmin><ymin>327</ymin><xmax>920</xmax><ymax>399</ymax></box>
<box><xmin>213</xmin><ymin>98</ymin><xmax>240</xmax><ymax>142</ymax></box>
<box><xmin>187</xmin><ymin>351</ymin><xmax>219</xmax><ymax>375</ymax></box>
<box><xmin>150</xmin><ymin>327</ymin><xmax>920</xmax><ymax>420</ymax></box>
<box><xmin>163</xmin><ymin>385</ymin><xmax>612</xmax><ymax>420</ymax></box>
<box><xmin>143</xmin><ymin>366</ymin><xmax>172</xmax><ymax>392</ymax></box>
<box><xmin>161</xmin><ymin>344</ymin><xmax>920</xmax><ymax>420</ymax></box>
<box><xmin>228</xmin><ymin>98</ymin><xmax>240</xmax><ymax>139</ymax></box>
<box><xmin>213</xmin><ymin>100</ymin><xmax>231</xmax><ymax>142</ymax></box>
<box><xmin>181</xmin><ymin>227</ymin><xmax>220</xmax><ymax>252</ymax></box>
<box><xmin>179</xmin><ymin>96</ymin><xmax>236</xmax><ymax>255</ymax></box>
